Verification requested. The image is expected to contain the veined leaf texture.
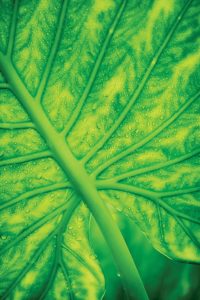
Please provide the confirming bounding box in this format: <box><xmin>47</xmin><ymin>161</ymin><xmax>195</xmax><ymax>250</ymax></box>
<box><xmin>0</xmin><ymin>0</ymin><xmax>199</xmax><ymax>299</ymax></box>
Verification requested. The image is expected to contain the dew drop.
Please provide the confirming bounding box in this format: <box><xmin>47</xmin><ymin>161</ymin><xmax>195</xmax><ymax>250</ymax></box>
<box><xmin>116</xmin><ymin>207</ymin><xmax>122</xmax><ymax>212</ymax></box>
<box><xmin>92</xmin><ymin>103</ymin><xmax>97</xmax><ymax>111</ymax></box>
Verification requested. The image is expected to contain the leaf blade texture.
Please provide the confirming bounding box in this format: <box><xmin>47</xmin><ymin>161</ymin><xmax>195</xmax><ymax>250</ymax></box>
<box><xmin>0</xmin><ymin>0</ymin><xmax>199</xmax><ymax>299</ymax></box>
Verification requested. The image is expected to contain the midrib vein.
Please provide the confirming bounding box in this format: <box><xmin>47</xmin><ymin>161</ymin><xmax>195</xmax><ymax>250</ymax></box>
<box><xmin>0</xmin><ymin>53</ymin><xmax>148</xmax><ymax>300</ymax></box>
<box><xmin>0</xmin><ymin>54</ymin><xmax>102</xmax><ymax>210</ymax></box>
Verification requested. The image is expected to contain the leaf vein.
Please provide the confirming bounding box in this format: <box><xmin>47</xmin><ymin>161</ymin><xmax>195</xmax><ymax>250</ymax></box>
<box><xmin>1</xmin><ymin>230</ymin><xmax>55</xmax><ymax>300</ymax></box>
<box><xmin>38</xmin><ymin>195</ymin><xmax>78</xmax><ymax>300</ymax></box>
<box><xmin>0</xmin><ymin>196</ymin><xmax>78</xmax><ymax>257</ymax></box>
<box><xmin>0</xmin><ymin>121</ymin><xmax>35</xmax><ymax>130</ymax></box>
<box><xmin>96</xmin><ymin>182</ymin><xmax>200</xmax><ymax>226</ymax></box>
<box><xmin>97</xmin><ymin>148</ymin><xmax>200</xmax><ymax>181</ymax></box>
<box><xmin>0</xmin><ymin>150</ymin><xmax>51</xmax><ymax>167</ymax></box>
<box><xmin>61</xmin><ymin>0</ymin><xmax>127</xmax><ymax>137</ymax></box>
<box><xmin>35</xmin><ymin>0</ymin><xmax>70</xmax><ymax>102</ymax></box>
<box><xmin>82</xmin><ymin>0</ymin><xmax>194</xmax><ymax>165</ymax></box>
<box><xmin>92</xmin><ymin>90</ymin><xmax>200</xmax><ymax>178</ymax></box>
<box><xmin>0</xmin><ymin>182</ymin><xmax>72</xmax><ymax>212</ymax></box>
<box><xmin>7</xmin><ymin>0</ymin><xmax>19</xmax><ymax>57</ymax></box>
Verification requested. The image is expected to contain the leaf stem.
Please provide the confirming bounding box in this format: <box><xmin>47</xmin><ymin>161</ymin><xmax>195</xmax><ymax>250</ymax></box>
<box><xmin>0</xmin><ymin>54</ymin><xmax>149</xmax><ymax>300</ymax></box>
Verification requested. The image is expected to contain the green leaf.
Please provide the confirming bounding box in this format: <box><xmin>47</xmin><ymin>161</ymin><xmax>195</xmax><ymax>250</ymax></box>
<box><xmin>90</xmin><ymin>211</ymin><xmax>200</xmax><ymax>300</ymax></box>
<box><xmin>0</xmin><ymin>0</ymin><xmax>199</xmax><ymax>299</ymax></box>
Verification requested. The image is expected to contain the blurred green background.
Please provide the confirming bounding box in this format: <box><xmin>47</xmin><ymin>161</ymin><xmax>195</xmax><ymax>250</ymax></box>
<box><xmin>90</xmin><ymin>210</ymin><xmax>200</xmax><ymax>300</ymax></box>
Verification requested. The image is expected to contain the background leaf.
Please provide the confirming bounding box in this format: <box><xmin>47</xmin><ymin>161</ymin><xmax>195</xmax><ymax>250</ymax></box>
<box><xmin>90</xmin><ymin>211</ymin><xmax>200</xmax><ymax>300</ymax></box>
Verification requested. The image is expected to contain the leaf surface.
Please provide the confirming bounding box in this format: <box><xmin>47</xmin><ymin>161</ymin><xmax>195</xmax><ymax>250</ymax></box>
<box><xmin>0</xmin><ymin>0</ymin><xmax>200</xmax><ymax>299</ymax></box>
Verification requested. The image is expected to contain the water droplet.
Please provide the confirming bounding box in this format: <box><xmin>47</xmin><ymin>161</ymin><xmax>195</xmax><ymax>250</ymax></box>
<box><xmin>77</xmin><ymin>216</ymin><xmax>83</xmax><ymax>222</ymax></box>
<box><xmin>116</xmin><ymin>207</ymin><xmax>122</xmax><ymax>212</ymax></box>
<box><xmin>92</xmin><ymin>104</ymin><xmax>96</xmax><ymax>111</ymax></box>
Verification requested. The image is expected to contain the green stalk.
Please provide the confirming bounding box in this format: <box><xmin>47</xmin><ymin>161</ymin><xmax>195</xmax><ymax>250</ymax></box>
<box><xmin>0</xmin><ymin>53</ymin><xmax>149</xmax><ymax>300</ymax></box>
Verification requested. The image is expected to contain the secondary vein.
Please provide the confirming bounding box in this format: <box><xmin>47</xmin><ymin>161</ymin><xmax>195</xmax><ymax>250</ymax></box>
<box><xmin>59</xmin><ymin>257</ymin><xmax>74</xmax><ymax>300</ymax></box>
<box><xmin>1</xmin><ymin>230</ymin><xmax>56</xmax><ymax>300</ymax></box>
<box><xmin>0</xmin><ymin>83</ymin><xmax>11</xmax><ymax>89</ymax></box>
<box><xmin>96</xmin><ymin>182</ymin><xmax>200</xmax><ymax>225</ymax></box>
<box><xmin>35</xmin><ymin>0</ymin><xmax>70</xmax><ymax>102</ymax></box>
<box><xmin>95</xmin><ymin>148</ymin><xmax>200</xmax><ymax>181</ymax></box>
<box><xmin>82</xmin><ymin>0</ymin><xmax>194</xmax><ymax>165</ymax></box>
<box><xmin>175</xmin><ymin>217</ymin><xmax>200</xmax><ymax>249</ymax></box>
<box><xmin>0</xmin><ymin>121</ymin><xmax>35</xmax><ymax>130</ymax></box>
<box><xmin>0</xmin><ymin>182</ymin><xmax>71</xmax><ymax>212</ymax></box>
<box><xmin>38</xmin><ymin>194</ymin><xmax>79</xmax><ymax>300</ymax></box>
<box><xmin>61</xmin><ymin>0</ymin><xmax>127</xmax><ymax>137</ymax></box>
<box><xmin>7</xmin><ymin>0</ymin><xmax>19</xmax><ymax>57</ymax></box>
<box><xmin>0</xmin><ymin>195</ymin><xmax>76</xmax><ymax>257</ymax></box>
<box><xmin>0</xmin><ymin>150</ymin><xmax>51</xmax><ymax>167</ymax></box>
<box><xmin>92</xmin><ymin>90</ymin><xmax>200</xmax><ymax>178</ymax></box>
<box><xmin>62</xmin><ymin>243</ymin><xmax>101</xmax><ymax>282</ymax></box>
